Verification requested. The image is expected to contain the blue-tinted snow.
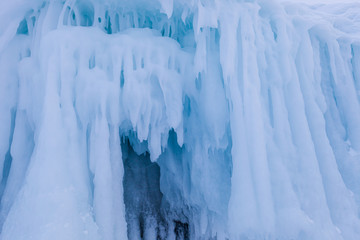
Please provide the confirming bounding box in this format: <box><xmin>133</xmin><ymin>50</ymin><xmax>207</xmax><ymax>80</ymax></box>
<box><xmin>0</xmin><ymin>0</ymin><xmax>360</xmax><ymax>239</ymax></box>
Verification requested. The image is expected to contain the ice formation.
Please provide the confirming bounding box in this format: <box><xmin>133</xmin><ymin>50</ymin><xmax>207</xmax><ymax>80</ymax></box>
<box><xmin>1</xmin><ymin>0</ymin><xmax>360</xmax><ymax>239</ymax></box>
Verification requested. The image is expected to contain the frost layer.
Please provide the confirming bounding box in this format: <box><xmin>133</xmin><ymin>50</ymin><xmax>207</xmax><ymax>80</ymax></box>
<box><xmin>1</xmin><ymin>0</ymin><xmax>360</xmax><ymax>239</ymax></box>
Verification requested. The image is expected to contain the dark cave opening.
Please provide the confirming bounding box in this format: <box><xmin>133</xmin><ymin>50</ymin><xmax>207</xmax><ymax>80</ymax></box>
<box><xmin>121</xmin><ymin>136</ymin><xmax>189</xmax><ymax>240</ymax></box>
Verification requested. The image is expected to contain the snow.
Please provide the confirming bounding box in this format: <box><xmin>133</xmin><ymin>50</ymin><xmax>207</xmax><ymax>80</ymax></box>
<box><xmin>0</xmin><ymin>0</ymin><xmax>360</xmax><ymax>239</ymax></box>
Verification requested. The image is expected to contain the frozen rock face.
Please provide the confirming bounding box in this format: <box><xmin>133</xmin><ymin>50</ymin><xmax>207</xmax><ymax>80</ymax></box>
<box><xmin>1</xmin><ymin>0</ymin><xmax>360</xmax><ymax>239</ymax></box>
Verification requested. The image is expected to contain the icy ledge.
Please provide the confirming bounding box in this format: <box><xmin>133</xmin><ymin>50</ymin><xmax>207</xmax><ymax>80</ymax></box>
<box><xmin>1</xmin><ymin>0</ymin><xmax>360</xmax><ymax>239</ymax></box>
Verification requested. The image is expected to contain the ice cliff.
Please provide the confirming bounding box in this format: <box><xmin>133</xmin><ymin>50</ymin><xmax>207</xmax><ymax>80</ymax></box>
<box><xmin>1</xmin><ymin>0</ymin><xmax>360</xmax><ymax>239</ymax></box>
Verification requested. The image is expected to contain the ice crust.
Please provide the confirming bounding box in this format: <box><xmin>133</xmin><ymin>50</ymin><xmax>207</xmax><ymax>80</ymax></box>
<box><xmin>1</xmin><ymin>0</ymin><xmax>360</xmax><ymax>239</ymax></box>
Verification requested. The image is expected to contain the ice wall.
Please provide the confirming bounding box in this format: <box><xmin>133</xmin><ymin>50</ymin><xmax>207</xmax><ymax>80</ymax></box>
<box><xmin>0</xmin><ymin>0</ymin><xmax>360</xmax><ymax>239</ymax></box>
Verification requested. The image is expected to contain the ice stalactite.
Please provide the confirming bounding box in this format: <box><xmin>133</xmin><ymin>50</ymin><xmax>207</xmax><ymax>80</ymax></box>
<box><xmin>0</xmin><ymin>0</ymin><xmax>360</xmax><ymax>239</ymax></box>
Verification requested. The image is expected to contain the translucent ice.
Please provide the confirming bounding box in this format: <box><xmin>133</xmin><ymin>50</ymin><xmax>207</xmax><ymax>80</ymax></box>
<box><xmin>0</xmin><ymin>0</ymin><xmax>360</xmax><ymax>239</ymax></box>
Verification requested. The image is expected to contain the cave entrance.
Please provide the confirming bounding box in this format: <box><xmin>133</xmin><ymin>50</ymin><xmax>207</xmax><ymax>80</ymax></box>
<box><xmin>121</xmin><ymin>135</ymin><xmax>189</xmax><ymax>240</ymax></box>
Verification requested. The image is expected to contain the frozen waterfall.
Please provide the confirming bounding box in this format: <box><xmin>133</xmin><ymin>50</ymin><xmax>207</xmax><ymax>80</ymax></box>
<box><xmin>1</xmin><ymin>0</ymin><xmax>360</xmax><ymax>239</ymax></box>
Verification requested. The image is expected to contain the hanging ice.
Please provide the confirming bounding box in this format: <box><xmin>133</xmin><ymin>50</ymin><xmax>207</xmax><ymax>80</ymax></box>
<box><xmin>1</xmin><ymin>0</ymin><xmax>360</xmax><ymax>239</ymax></box>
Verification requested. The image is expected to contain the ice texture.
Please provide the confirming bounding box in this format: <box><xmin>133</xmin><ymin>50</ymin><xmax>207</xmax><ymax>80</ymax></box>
<box><xmin>0</xmin><ymin>0</ymin><xmax>360</xmax><ymax>239</ymax></box>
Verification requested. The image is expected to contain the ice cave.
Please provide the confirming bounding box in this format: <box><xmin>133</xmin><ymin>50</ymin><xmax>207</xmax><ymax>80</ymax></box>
<box><xmin>0</xmin><ymin>0</ymin><xmax>360</xmax><ymax>239</ymax></box>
